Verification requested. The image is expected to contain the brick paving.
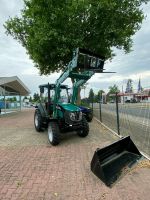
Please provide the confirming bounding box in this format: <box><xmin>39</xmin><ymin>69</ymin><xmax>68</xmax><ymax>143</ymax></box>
<box><xmin>0</xmin><ymin>109</ymin><xmax>150</xmax><ymax>200</ymax></box>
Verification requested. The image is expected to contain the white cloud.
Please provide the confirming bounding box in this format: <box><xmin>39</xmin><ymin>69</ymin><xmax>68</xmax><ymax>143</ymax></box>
<box><xmin>21</xmin><ymin>67</ymin><xmax>39</xmax><ymax>75</ymax></box>
<box><xmin>0</xmin><ymin>0</ymin><xmax>150</xmax><ymax>96</ymax></box>
<box><xmin>89</xmin><ymin>70</ymin><xmax>150</xmax><ymax>84</ymax></box>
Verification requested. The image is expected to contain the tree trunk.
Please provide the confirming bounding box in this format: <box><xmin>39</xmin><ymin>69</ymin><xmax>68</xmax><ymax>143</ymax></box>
<box><xmin>71</xmin><ymin>78</ymin><xmax>81</xmax><ymax>105</ymax></box>
<box><xmin>77</xmin><ymin>87</ymin><xmax>81</xmax><ymax>105</ymax></box>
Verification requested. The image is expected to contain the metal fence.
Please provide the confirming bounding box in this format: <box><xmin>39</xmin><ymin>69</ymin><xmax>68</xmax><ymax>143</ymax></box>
<box><xmin>92</xmin><ymin>93</ymin><xmax>150</xmax><ymax>157</ymax></box>
<box><xmin>0</xmin><ymin>91</ymin><xmax>21</xmax><ymax>114</ymax></box>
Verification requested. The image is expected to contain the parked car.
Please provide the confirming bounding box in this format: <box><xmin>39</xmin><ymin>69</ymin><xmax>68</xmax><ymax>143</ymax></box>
<box><xmin>130</xmin><ymin>99</ymin><xmax>137</xmax><ymax>103</ymax></box>
<box><xmin>125</xmin><ymin>99</ymin><xmax>137</xmax><ymax>103</ymax></box>
<box><xmin>110</xmin><ymin>100</ymin><xmax>115</xmax><ymax>103</ymax></box>
<box><xmin>125</xmin><ymin>100</ymin><xmax>130</xmax><ymax>103</ymax></box>
<box><xmin>79</xmin><ymin>106</ymin><xmax>93</xmax><ymax>122</ymax></box>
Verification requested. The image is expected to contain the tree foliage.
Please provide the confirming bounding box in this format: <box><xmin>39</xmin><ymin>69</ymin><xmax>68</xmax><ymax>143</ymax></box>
<box><xmin>107</xmin><ymin>84</ymin><xmax>120</xmax><ymax>101</ymax></box>
<box><xmin>29</xmin><ymin>96</ymin><xmax>32</xmax><ymax>102</ymax></box>
<box><xmin>33</xmin><ymin>92</ymin><xmax>40</xmax><ymax>102</ymax></box>
<box><xmin>4</xmin><ymin>0</ymin><xmax>149</xmax><ymax>74</ymax></box>
<box><xmin>108</xmin><ymin>84</ymin><xmax>120</xmax><ymax>94</ymax></box>
<box><xmin>88</xmin><ymin>88</ymin><xmax>94</xmax><ymax>102</ymax></box>
<box><xmin>6</xmin><ymin>97</ymin><xmax>17</xmax><ymax>102</ymax></box>
<box><xmin>94</xmin><ymin>90</ymin><xmax>104</xmax><ymax>102</ymax></box>
<box><xmin>125</xmin><ymin>79</ymin><xmax>133</xmax><ymax>93</ymax></box>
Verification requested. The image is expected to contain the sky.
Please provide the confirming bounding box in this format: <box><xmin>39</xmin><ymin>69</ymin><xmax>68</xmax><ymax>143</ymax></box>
<box><xmin>0</xmin><ymin>0</ymin><xmax>150</xmax><ymax>97</ymax></box>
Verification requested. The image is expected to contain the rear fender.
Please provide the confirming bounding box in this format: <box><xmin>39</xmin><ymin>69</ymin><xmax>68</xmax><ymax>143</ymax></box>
<box><xmin>37</xmin><ymin>103</ymin><xmax>48</xmax><ymax>118</ymax></box>
<box><xmin>49</xmin><ymin>118</ymin><xmax>58</xmax><ymax>122</ymax></box>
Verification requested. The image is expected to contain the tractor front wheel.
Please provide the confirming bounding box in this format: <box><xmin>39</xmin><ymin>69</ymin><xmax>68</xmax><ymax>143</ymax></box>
<box><xmin>77</xmin><ymin>116</ymin><xmax>89</xmax><ymax>137</ymax></box>
<box><xmin>48</xmin><ymin>121</ymin><xmax>60</xmax><ymax>145</ymax></box>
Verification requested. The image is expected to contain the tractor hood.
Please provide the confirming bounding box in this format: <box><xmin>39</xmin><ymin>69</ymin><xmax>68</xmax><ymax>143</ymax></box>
<box><xmin>59</xmin><ymin>103</ymin><xmax>81</xmax><ymax>112</ymax></box>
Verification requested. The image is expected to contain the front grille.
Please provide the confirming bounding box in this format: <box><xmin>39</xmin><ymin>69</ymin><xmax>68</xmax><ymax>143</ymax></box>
<box><xmin>74</xmin><ymin>111</ymin><xmax>80</xmax><ymax>120</ymax></box>
<box><xmin>64</xmin><ymin>111</ymin><xmax>82</xmax><ymax>124</ymax></box>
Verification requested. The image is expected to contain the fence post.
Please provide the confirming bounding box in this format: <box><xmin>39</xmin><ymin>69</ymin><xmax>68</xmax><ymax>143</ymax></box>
<box><xmin>115</xmin><ymin>92</ymin><xmax>120</xmax><ymax>135</ymax></box>
<box><xmin>99</xmin><ymin>94</ymin><xmax>102</xmax><ymax>122</ymax></box>
<box><xmin>91</xmin><ymin>96</ymin><xmax>94</xmax><ymax>111</ymax></box>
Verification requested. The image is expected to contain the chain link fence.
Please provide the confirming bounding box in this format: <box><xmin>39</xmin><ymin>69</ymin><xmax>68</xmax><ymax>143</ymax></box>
<box><xmin>91</xmin><ymin>89</ymin><xmax>150</xmax><ymax>157</ymax></box>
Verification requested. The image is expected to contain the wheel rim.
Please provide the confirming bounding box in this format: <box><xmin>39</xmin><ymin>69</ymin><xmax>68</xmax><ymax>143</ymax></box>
<box><xmin>35</xmin><ymin>113</ymin><xmax>38</xmax><ymax>127</ymax></box>
<box><xmin>48</xmin><ymin>124</ymin><xmax>53</xmax><ymax>142</ymax></box>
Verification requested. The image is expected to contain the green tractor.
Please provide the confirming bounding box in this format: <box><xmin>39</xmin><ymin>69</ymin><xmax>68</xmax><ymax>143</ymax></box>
<box><xmin>34</xmin><ymin>83</ymin><xmax>89</xmax><ymax>145</ymax></box>
<box><xmin>34</xmin><ymin>48</ymin><xmax>105</xmax><ymax>145</ymax></box>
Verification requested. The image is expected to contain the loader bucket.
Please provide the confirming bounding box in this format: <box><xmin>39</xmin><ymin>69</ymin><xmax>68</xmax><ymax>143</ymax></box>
<box><xmin>77</xmin><ymin>48</ymin><xmax>105</xmax><ymax>72</ymax></box>
<box><xmin>91</xmin><ymin>136</ymin><xmax>142</xmax><ymax>187</ymax></box>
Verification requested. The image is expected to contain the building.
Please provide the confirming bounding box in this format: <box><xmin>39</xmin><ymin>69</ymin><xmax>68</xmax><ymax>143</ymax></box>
<box><xmin>120</xmin><ymin>92</ymin><xmax>137</xmax><ymax>103</ymax></box>
<box><xmin>137</xmin><ymin>89</ymin><xmax>150</xmax><ymax>102</ymax></box>
<box><xmin>0</xmin><ymin>76</ymin><xmax>30</xmax><ymax>113</ymax></box>
<box><xmin>118</xmin><ymin>89</ymin><xmax>150</xmax><ymax>103</ymax></box>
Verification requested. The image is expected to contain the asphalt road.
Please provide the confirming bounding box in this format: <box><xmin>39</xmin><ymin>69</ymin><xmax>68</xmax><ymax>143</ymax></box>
<box><xmin>93</xmin><ymin>103</ymin><xmax>150</xmax><ymax>120</ymax></box>
<box><xmin>93</xmin><ymin>103</ymin><xmax>150</xmax><ymax>156</ymax></box>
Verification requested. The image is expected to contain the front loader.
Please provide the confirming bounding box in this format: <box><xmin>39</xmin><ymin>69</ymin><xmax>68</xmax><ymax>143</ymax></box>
<box><xmin>34</xmin><ymin>48</ymin><xmax>142</xmax><ymax>186</ymax></box>
<box><xmin>34</xmin><ymin>48</ymin><xmax>106</xmax><ymax>145</ymax></box>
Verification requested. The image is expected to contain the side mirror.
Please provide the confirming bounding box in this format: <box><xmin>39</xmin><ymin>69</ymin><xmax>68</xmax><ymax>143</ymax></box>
<box><xmin>97</xmin><ymin>59</ymin><xmax>104</xmax><ymax>70</ymax></box>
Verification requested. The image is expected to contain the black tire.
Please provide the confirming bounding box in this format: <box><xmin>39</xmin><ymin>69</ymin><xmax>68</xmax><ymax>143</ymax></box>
<box><xmin>34</xmin><ymin>109</ymin><xmax>44</xmax><ymax>132</ymax></box>
<box><xmin>86</xmin><ymin>112</ymin><xmax>93</xmax><ymax>122</ymax></box>
<box><xmin>77</xmin><ymin>116</ymin><xmax>89</xmax><ymax>137</ymax></box>
<box><xmin>48</xmin><ymin>121</ymin><xmax>60</xmax><ymax>145</ymax></box>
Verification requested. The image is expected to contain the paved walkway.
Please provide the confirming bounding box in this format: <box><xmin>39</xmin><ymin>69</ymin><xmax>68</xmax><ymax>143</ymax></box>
<box><xmin>0</xmin><ymin>109</ymin><xmax>150</xmax><ymax>200</ymax></box>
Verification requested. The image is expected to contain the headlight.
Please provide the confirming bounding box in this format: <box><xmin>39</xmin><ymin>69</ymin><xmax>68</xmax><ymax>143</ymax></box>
<box><xmin>69</xmin><ymin>112</ymin><xmax>76</xmax><ymax>121</ymax></box>
<box><xmin>69</xmin><ymin>111</ymin><xmax>82</xmax><ymax>121</ymax></box>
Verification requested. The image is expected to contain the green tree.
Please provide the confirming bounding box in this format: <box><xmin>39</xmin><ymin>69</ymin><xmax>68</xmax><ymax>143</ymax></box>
<box><xmin>12</xmin><ymin>96</ymin><xmax>17</xmax><ymax>102</ymax></box>
<box><xmin>94</xmin><ymin>90</ymin><xmax>104</xmax><ymax>102</ymax></box>
<box><xmin>88</xmin><ymin>88</ymin><xmax>94</xmax><ymax>102</ymax></box>
<box><xmin>33</xmin><ymin>93</ymin><xmax>40</xmax><ymax>102</ymax></box>
<box><xmin>4</xmin><ymin>0</ymin><xmax>149</xmax><ymax>75</ymax></box>
<box><xmin>108</xmin><ymin>84</ymin><xmax>120</xmax><ymax>101</ymax></box>
<box><xmin>29</xmin><ymin>96</ymin><xmax>32</xmax><ymax>102</ymax></box>
<box><xmin>23</xmin><ymin>96</ymin><xmax>28</xmax><ymax>101</ymax></box>
<box><xmin>6</xmin><ymin>97</ymin><xmax>17</xmax><ymax>102</ymax></box>
<box><xmin>108</xmin><ymin>84</ymin><xmax>120</xmax><ymax>94</ymax></box>
<box><xmin>125</xmin><ymin>79</ymin><xmax>133</xmax><ymax>93</ymax></box>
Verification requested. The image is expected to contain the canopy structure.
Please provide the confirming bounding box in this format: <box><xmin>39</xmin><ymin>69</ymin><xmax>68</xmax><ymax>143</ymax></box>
<box><xmin>0</xmin><ymin>76</ymin><xmax>30</xmax><ymax>96</ymax></box>
<box><xmin>0</xmin><ymin>76</ymin><xmax>30</xmax><ymax>113</ymax></box>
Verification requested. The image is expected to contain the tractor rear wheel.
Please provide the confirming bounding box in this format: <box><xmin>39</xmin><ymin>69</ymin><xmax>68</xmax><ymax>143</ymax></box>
<box><xmin>48</xmin><ymin>121</ymin><xmax>60</xmax><ymax>145</ymax></box>
<box><xmin>34</xmin><ymin>109</ymin><xmax>44</xmax><ymax>132</ymax></box>
<box><xmin>77</xmin><ymin>116</ymin><xmax>89</xmax><ymax>137</ymax></box>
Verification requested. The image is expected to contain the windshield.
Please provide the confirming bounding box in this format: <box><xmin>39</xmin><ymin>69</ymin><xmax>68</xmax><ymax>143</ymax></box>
<box><xmin>40</xmin><ymin>87</ymin><xmax>69</xmax><ymax>103</ymax></box>
<box><xmin>50</xmin><ymin>89</ymin><xmax>55</xmax><ymax>102</ymax></box>
<box><xmin>58</xmin><ymin>88</ymin><xmax>69</xmax><ymax>103</ymax></box>
<box><xmin>40</xmin><ymin>87</ymin><xmax>48</xmax><ymax>102</ymax></box>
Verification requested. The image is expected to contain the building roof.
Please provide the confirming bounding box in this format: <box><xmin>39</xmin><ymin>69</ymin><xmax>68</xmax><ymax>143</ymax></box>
<box><xmin>0</xmin><ymin>76</ymin><xmax>30</xmax><ymax>96</ymax></box>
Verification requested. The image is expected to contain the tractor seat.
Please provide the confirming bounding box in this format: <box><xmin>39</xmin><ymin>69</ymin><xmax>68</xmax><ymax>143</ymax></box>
<box><xmin>45</xmin><ymin>102</ymin><xmax>53</xmax><ymax>115</ymax></box>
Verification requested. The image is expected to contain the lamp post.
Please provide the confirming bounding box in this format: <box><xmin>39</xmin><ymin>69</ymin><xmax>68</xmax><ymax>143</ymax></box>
<box><xmin>122</xmin><ymin>85</ymin><xmax>125</xmax><ymax>105</ymax></box>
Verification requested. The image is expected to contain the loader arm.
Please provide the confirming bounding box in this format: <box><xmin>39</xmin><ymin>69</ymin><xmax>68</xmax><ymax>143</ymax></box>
<box><xmin>53</xmin><ymin>48</ymin><xmax>106</xmax><ymax>118</ymax></box>
<box><xmin>71</xmin><ymin>71</ymin><xmax>94</xmax><ymax>104</ymax></box>
<box><xmin>53</xmin><ymin>48</ymin><xmax>79</xmax><ymax>118</ymax></box>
